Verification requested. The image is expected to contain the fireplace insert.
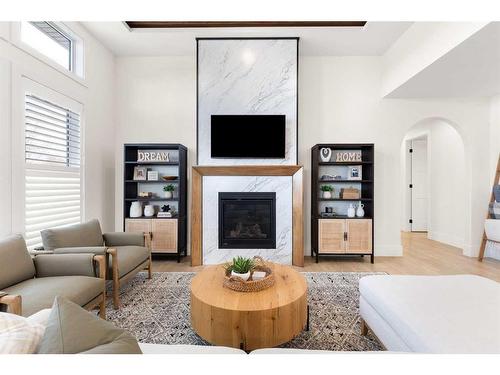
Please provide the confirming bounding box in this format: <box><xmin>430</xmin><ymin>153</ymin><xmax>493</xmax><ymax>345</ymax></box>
<box><xmin>218</xmin><ymin>192</ymin><xmax>276</xmax><ymax>249</ymax></box>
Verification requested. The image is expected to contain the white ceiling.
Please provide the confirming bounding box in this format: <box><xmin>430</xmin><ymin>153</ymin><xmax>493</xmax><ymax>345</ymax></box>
<box><xmin>81</xmin><ymin>21</ymin><xmax>412</xmax><ymax>57</ymax></box>
<box><xmin>387</xmin><ymin>22</ymin><xmax>500</xmax><ymax>98</ymax></box>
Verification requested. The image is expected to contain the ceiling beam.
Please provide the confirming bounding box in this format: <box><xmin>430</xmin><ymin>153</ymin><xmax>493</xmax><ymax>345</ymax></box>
<box><xmin>125</xmin><ymin>21</ymin><xmax>367</xmax><ymax>29</ymax></box>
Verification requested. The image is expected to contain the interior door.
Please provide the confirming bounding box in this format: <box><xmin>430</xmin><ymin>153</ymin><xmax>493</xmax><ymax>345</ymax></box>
<box><xmin>318</xmin><ymin>219</ymin><xmax>345</xmax><ymax>254</ymax></box>
<box><xmin>411</xmin><ymin>139</ymin><xmax>428</xmax><ymax>232</ymax></box>
<box><xmin>346</xmin><ymin>219</ymin><xmax>372</xmax><ymax>253</ymax></box>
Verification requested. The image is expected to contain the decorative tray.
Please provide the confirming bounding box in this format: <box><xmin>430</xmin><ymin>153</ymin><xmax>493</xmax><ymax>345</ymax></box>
<box><xmin>223</xmin><ymin>256</ymin><xmax>275</xmax><ymax>292</ymax></box>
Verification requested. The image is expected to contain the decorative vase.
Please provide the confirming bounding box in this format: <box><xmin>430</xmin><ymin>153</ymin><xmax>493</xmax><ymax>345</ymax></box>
<box><xmin>356</xmin><ymin>202</ymin><xmax>365</xmax><ymax>217</ymax></box>
<box><xmin>129</xmin><ymin>201</ymin><xmax>142</xmax><ymax>218</ymax></box>
<box><xmin>320</xmin><ymin>148</ymin><xmax>332</xmax><ymax>162</ymax></box>
<box><xmin>164</xmin><ymin>191</ymin><xmax>173</xmax><ymax>199</ymax></box>
<box><xmin>347</xmin><ymin>203</ymin><xmax>356</xmax><ymax>218</ymax></box>
<box><xmin>144</xmin><ymin>204</ymin><xmax>155</xmax><ymax>217</ymax></box>
<box><xmin>231</xmin><ymin>270</ymin><xmax>251</xmax><ymax>281</ymax></box>
<box><xmin>322</xmin><ymin>191</ymin><xmax>332</xmax><ymax>199</ymax></box>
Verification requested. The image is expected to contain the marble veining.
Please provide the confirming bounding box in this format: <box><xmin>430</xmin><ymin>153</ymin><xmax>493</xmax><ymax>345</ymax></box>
<box><xmin>197</xmin><ymin>39</ymin><xmax>298</xmax><ymax>165</ymax></box>
<box><xmin>203</xmin><ymin>176</ymin><xmax>293</xmax><ymax>264</ymax></box>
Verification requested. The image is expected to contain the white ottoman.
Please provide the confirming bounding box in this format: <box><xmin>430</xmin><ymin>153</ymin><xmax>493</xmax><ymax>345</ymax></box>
<box><xmin>359</xmin><ymin>275</ymin><xmax>500</xmax><ymax>353</ymax></box>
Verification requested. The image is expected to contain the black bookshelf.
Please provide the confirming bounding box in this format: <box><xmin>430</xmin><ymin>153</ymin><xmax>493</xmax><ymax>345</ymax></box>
<box><xmin>311</xmin><ymin>144</ymin><xmax>375</xmax><ymax>263</ymax></box>
<box><xmin>123</xmin><ymin>143</ymin><xmax>188</xmax><ymax>261</ymax></box>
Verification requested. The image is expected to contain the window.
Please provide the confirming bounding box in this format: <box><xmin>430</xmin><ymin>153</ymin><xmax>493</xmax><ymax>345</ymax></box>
<box><xmin>20</xmin><ymin>22</ymin><xmax>83</xmax><ymax>77</ymax></box>
<box><xmin>24</xmin><ymin>94</ymin><xmax>82</xmax><ymax>249</ymax></box>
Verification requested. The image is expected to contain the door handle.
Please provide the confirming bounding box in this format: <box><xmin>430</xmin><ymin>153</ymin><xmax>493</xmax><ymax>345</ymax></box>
<box><xmin>344</xmin><ymin>232</ymin><xmax>348</xmax><ymax>241</ymax></box>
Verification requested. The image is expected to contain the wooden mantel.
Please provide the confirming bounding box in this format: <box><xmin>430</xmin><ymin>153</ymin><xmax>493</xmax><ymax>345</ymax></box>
<box><xmin>190</xmin><ymin>165</ymin><xmax>304</xmax><ymax>267</ymax></box>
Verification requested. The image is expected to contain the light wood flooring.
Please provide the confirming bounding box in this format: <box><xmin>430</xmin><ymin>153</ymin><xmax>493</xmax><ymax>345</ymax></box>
<box><xmin>153</xmin><ymin>232</ymin><xmax>500</xmax><ymax>282</ymax></box>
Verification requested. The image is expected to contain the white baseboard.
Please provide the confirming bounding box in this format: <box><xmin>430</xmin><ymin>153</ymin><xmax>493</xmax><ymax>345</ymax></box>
<box><xmin>428</xmin><ymin>231</ymin><xmax>465</xmax><ymax>250</ymax></box>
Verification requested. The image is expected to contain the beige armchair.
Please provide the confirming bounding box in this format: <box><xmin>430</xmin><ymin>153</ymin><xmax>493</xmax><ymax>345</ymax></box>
<box><xmin>0</xmin><ymin>234</ymin><xmax>106</xmax><ymax>318</ymax></box>
<box><xmin>40</xmin><ymin>219</ymin><xmax>152</xmax><ymax>309</ymax></box>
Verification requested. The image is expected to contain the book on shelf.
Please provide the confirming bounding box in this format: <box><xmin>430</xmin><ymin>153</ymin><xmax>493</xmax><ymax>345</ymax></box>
<box><xmin>157</xmin><ymin>212</ymin><xmax>173</xmax><ymax>218</ymax></box>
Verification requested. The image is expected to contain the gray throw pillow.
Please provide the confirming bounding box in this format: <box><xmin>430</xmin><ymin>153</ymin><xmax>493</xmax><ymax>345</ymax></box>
<box><xmin>37</xmin><ymin>296</ymin><xmax>142</xmax><ymax>354</ymax></box>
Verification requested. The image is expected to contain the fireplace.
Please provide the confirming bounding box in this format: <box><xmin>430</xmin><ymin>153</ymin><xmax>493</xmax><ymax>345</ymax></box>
<box><xmin>218</xmin><ymin>192</ymin><xmax>276</xmax><ymax>249</ymax></box>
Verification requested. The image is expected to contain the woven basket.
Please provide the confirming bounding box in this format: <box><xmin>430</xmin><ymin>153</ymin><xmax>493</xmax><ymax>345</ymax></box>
<box><xmin>223</xmin><ymin>256</ymin><xmax>275</xmax><ymax>292</ymax></box>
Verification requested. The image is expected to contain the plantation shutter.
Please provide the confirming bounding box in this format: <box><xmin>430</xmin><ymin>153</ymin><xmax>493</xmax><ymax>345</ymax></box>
<box><xmin>24</xmin><ymin>94</ymin><xmax>82</xmax><ymax>249</ymax></box>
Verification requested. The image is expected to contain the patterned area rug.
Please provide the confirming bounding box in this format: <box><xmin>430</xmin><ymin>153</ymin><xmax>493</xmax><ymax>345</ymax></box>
<box><xmin>105</xmin><ymin>272</ymin><xmax>384</xmax><ymax>351</ymax></box>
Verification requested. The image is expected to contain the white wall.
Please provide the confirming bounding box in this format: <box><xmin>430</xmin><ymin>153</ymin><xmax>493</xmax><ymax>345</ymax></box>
<box><xmin>114</xmin><ymin>57</ymin><xmax>196</xmax><ymax>230</ymax></box>
<box><xmin>0</xmin><ymin>22</ymin><xmax>116</xmax><ymax>237</ymax></box>
<box><xmin>490</xmin><ymin>95</ymin><xmax>500</xmax><ymax>181</ymax></box>
<box><xmin>115</xmin><ymin>55</ymin><xmax>492</xmax><ymax>257</ymax></box>
<box><xmin>382</xmin><ymin>22</ymin><xmax>487</xmax><ymax>97</ymax></box>
<box><xmin>403</xmin><ymin>119</ymin><xmax>466</xmax><ymax>248</ymax></box>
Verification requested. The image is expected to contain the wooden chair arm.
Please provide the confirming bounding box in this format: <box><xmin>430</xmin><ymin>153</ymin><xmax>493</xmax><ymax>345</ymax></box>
<box><xmin>0</xmin><ymin>294</ymin><xmax>22</xmax><ymax>316</ymax></box>
<box><xmin>144</xmin><ymin>232</ymin><xmax>152</xmax><ymax>249</ymax></box>
<box><xmin>93</xmin><ymin>254</ymin><xmax>107</xmax><ymax>279</ymax></box>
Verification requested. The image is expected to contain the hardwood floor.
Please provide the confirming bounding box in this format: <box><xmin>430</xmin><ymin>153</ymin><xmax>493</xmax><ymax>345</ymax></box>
<box><xmin>153</xmin><ymin>232</ymin><xmax>500</xmax><ymax>282</ymax></box>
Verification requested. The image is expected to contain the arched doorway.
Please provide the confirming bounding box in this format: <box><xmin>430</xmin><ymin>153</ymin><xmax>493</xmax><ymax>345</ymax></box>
<box><xmin>400</xmin><ymin>118</ymin><xmax>467</xmax><ymax>250</ymax></box>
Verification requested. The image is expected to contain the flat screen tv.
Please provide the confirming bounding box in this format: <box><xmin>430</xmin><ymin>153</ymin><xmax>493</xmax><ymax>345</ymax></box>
<box><xmin>211</xmin><ymin>115</ymin><xmax>286</xmax><ymax>158</ymax></box>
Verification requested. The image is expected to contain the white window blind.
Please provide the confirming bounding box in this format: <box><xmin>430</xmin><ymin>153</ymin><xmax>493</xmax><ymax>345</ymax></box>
<box><xmin>24</xmin><ymin>94</ymin><xmax>82</xmax><ymax>249</ymax></box>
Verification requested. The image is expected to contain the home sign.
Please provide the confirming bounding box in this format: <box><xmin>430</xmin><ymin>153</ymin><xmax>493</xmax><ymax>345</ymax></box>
<box><xmin>137</xmin><ymin>150</ymin><xmax>170</xmax><ymax>162</ymax></box>
<box><xmin>335</xmin><ymin>151</ymin><xmax>362</xmax><ymax>162</ymax></box>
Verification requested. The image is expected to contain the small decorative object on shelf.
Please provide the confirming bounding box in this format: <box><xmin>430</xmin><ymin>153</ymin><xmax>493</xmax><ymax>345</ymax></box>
<box><xmin>147</xmin><ymin>170</ymin><xmax>159</xmax><ymax>181</ymax></box>
<box><xmin>335</xmin><ymin>150</ymin><xmax>362</xmax><ymax>162</ymax></box>
<box><xmin>138</xmin><ymin>191</ymin><xmax>154</xmax><ymax>198</ymax></box>
<box><xmin>161</xmin><ymin>175</ymin><xmax>177</xmax><ymax>181</ymax></box>
<box><xmin>163</xmin><ymin>184</ymin><xmax>175</xmax><ymax>199</ymax></box>
<box><xmin>133</xmin><ymin>166</ymin><xmax>147</xmax><ymax>180</ymax></box>
<box><xmin>340</xmin><ymin>187</ymin><xmax>360</xmax><ymax>199</ymax></box>
<box><xmin>320</xmin><ymin>147</ymin><xmax>332</xmax><ymax>162</ymax></box>
<box><xmin>157</xmin><ymin>204</ymin><xmax>172</xmax><ymax>218</ymax></box>
<box><xmin>320</xmin><ymin>174</ymin><xmax>342</xmax><ymax>181</ymax></box>
<box><xmin>320</xmin><ymin>185</ymin><xmax>334</xmax><ymax>199</ymax></box>
<box><xmin>137</xmin><ymin>150</ymin><xmax>170</xmax><ymax>162</ymax></box>
<box><xmin>223</xmin><ymin>256</ymin><xmax>275</xmax><ymax>292</ymax></box>
<box><xmin>356</xmin><ymin>202</ymin><xmax>365</xmax><ymax>217</ymax></box>
<box><xmin>347</xmin><ymin>203</ymin><xmax>356</xmax><ymax>218</ymax></box>
<box><xmin>348</xmin><ymin>165</ymin><xmax>362</xmax><ymax>180</ymax></box>
<box><xmin>129</xmin><ymin>201</ymin><xmax>142</xmax><ymax>218</ymax></box>
<box><xmin>144</xmin><ymin>204</ymin><xmax>155</xmax><ymax>217</ymax></box>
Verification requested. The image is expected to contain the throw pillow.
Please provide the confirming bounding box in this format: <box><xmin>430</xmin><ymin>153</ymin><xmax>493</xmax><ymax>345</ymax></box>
<box><xmin>0</xmin><ymin>312</ymin><xmax>45</xmax><ymax>354</ymax></box>
<box><xmin>37</xmin><ymin>296</ymin><xmax>142</xmax><ymax>354</ymax></box>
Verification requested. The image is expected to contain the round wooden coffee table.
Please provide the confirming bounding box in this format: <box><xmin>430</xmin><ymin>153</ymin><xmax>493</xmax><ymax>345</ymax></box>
<box><xmin>190</xmin><ymin>263</ymin><xmax>307</xmax><ymax>351</ymax></box>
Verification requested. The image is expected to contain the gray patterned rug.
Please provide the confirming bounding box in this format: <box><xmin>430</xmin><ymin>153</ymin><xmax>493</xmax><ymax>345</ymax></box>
<box><xmin>105</xmin><ymin>272</ymin><xmax>384</xmax><ymax>351</ymax></box>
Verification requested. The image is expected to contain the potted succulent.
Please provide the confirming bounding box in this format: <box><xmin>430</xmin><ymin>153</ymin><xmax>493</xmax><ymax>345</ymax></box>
<box><xmin>163</xmin><ymin>184</ymin><xmax>175</xmax><ymax>199</ymax></box>
<box><xmin>321</xmin><ymin>185</ymin><xmax>334</xmax><ymax>199</ymax></box>
<box><xmin>223</xmin><ymin>256</ymin><xmax>255</xmax><ymax>281</ymax></box>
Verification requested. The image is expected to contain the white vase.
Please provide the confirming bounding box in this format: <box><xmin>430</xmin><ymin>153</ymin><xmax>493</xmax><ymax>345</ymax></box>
<box><xmin>356</xmin><ymin>202</ymin><xmax>365</xmax><ymax>217</ymax></box>
<box><xmin>144</xmin><ymin>204</ymin><xmax>155</xmax><ymax>217</ymax></box>
<box><xmin>130</xmin><ymin>201</ymin><xmax>142</xmax><ymax>218</ymax></box>
<box><xmin>347</xmin><ymin>203</ymin><xmax>356</xmax><ymax>218</ymax></box>
<box><xmin>322</xmin><ymin>191</ymin><xmax>332</xmax><ymax>199</ymax></box>
<box><xmin>164</xmin><ymin>191</ymin><xmax>173</xmax><ymax>199</ymax></box>
<box><xmin>231</xmin><ymin>270</ymin><xmax>251</xmax><ymax>281</ymax></box>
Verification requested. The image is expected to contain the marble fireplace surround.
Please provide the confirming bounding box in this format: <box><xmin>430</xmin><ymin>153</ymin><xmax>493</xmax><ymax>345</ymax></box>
<box><xmin>190</xmin><ymin>166</ymin><xmax>304</xmax><ymax>267</ymax></box>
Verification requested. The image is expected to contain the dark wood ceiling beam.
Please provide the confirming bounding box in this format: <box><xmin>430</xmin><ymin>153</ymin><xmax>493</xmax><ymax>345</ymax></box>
<box><xmin>125</xmin><ymin>21</ymin><xmax>367</xmax><ymax>29</ymax></box>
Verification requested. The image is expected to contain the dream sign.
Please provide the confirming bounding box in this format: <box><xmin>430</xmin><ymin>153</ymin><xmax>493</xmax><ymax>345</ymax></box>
<box><xmin>137</xmin><ymin>150</ymin><xmax>170</xmax><ymax>162</ymax></box>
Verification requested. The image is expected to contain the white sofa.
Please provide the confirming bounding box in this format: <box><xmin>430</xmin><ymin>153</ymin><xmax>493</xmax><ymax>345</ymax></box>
<box><xmin>359</xmin><ymin>274</ymin><xmax>500</xmax><ymax>354</ymax></box>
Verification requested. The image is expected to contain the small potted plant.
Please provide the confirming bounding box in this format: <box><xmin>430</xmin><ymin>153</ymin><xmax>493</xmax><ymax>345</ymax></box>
<box><xmin>163</xmin><ymin>184</ymin><xmax>175</xmax><ymax>199</ymax></box>
<box><xmin>224</xmin><ymin>256</ymin><xmax>255</xmax><ymax>281</ymax></box>
<box><xmin>321</xmin><ymin>185</ymin><xmax>334</xmax><ymax>199</ymax></box>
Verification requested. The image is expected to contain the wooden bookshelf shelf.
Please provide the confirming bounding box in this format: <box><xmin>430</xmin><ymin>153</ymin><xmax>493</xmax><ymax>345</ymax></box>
<box><xmin>311</xmin><ymin>144</ymin><xmax>375</xmax><ymax>264</ymax></box>
<box><xmin>123</xmin><ymin>143</ymin><xmax>188</xmax><ymax>261</ymax></box>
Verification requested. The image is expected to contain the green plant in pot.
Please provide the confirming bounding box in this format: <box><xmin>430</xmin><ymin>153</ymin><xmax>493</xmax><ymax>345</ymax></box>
<box><xmin>223</xmin><ymin>256</ymin><xmax>255</xmax><ymax>281</ymax></box>
<box><xmin>321</xmin><ymin>185</ymin><xmax>334</xmax><ymax>199</ymax></box>
<box><xmin>163</xmin><ymin>184</ymin><xmax>175</xmax><ymax>199</ymax></box>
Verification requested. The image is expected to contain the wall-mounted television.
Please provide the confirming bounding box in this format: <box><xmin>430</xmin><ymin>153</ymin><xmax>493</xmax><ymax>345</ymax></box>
<box><xmin>211</xmin><ymin>115</ymin><xmax>286</xmax><ymax>158</ymax></box>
